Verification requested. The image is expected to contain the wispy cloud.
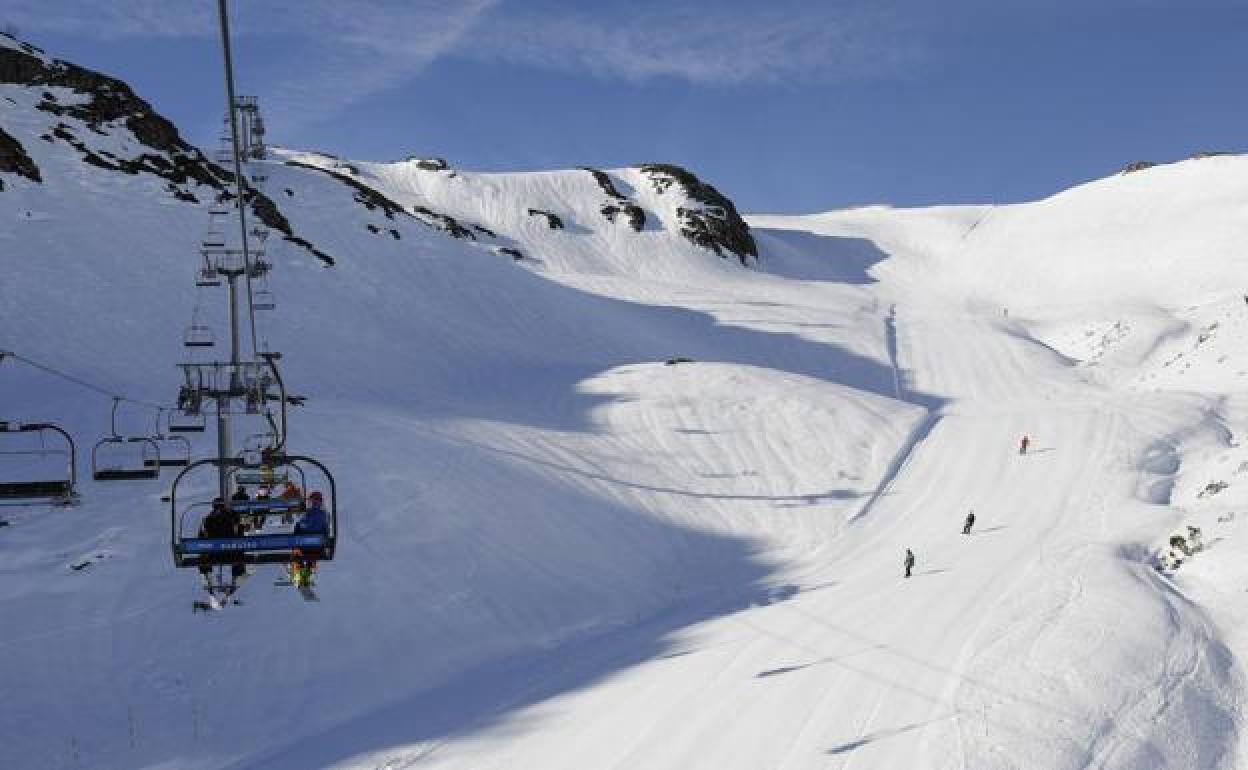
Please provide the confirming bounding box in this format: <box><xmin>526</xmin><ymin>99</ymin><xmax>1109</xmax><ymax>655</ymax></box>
<box><xmin>247</xmin><ymin>1</ymin><xmax>497</xmax><ymax>132</ymax></box>
<box><xmin>2</xmin><ymin>0</ymin><xmax>215</xmax><ymax>39</ymax></box>
<box><xmin>465</xmin><ymin>2</ymin><xmax>922</xmax><ymax>85</ymax></box>
<box><xmin>3</xmin><ymin>0</ymin><xmax>496</xmax><ymax>131</ymax></box>
<box><xmin>3</xmin><ymin>0</ymin><xmax>913</xmax><ymax>134</ymax></box>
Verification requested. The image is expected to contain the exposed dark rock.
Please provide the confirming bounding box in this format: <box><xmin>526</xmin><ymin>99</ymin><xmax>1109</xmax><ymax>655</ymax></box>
<box><xmin>407</xmin><ymin>156</ymin><xmax>449</xmax><ymax>171</ymax></box>
<box><xmin>1191</xmin><ymin>151</ymin><xmax>1231</xmax><ymax>159</ymax></box>
<box><xmin>283</xmin><ymin>234</ymin><xmax>335</xmax><ymax>266</ymax></box>
<box><xmin>168</xmin><ymin>184</ymin><xmax>198</xmax><ymax>203</ymax></box>
<box><xmin>388</xmin><ymin>228</ymin><xmax>401</xmax><ymax>240</ymax></box>
<box><xmin>0</xmin><ymin>36</ymin><xmax>330</xmax><ymax>264</ymax></box>
<box><xmin>472</xmin><ymin>223</ymin><xmax>498</xmax><ymax>238</ymax></box>
<box><xmin>638</xmin><ymin>164</ymin><xmax>756</xmax><ymax>264</ymax></box>
<box><xmin>498</xmin><ymin>247</ymin><xmax>524</xmax><ymax>260</ymax></box>
<box><xmin>1122</xmin><ymin>160</ymin><xmax>1156</xmax><ymax>174</ymax></box>
<box><xmin>0</xmin><ymin>125</ymin><xmax>42</xmax><ymax>188</ymax></box>
<box><xmin>624</xmin><ymin>204</ymin><xmax>646</xmax><ymax>232</ymax></box>
<box><xmin>527</xmin><ymin>208</ymin><xmax>564</xmax><ymax>230</ymax></box>
<box><xmin>366</xmin><ymin>224</ymin><xmax>379</xmax><ymax>234</ymax></box>
<box><xmin>582</xmin><ymin>167</ymin><xmax>626</xmax><ymax>200</ymax></box>
<box><xmin>411</xmin><ymin>206</ymin><xmax>475</xmax><ymax>239</ymax></box>
<box><xmin>284</xmin><ymin>188</ymin><xmax>294</xmax><ymax>197</ymax></box>
<box><xmin>587</xmin><ymin>168</ymin><xmax>646</xmax><ymax>232</ymax></box>
<box><xmin>285</xmin><ymin>159</ymin><xmax>405</xmax><ymax>219</ymax></box>
<box><xmin>665</xmin><ymin>357</ymin><xmax>694</xmax><ymax>365</ymax></box>
<box><xmin>601</xmin><ymin>203</ymin><xmax>645</xmax><ymax>230</ymax></box>
<box><xmin>289</xmin><ymin>158</ymin><xmax>477</xmax><ymax>241</ymax></box>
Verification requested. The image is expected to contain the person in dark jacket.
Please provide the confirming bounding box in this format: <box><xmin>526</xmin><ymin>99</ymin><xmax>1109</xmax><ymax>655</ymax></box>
<box><xmin>904</xmin><ymin>548</ymin><xmax>915</xmax><ymax>578</ymax></box>
<box><xmin>1019</xmin><ymin>435</ymin><xmax>1030</xmax><ymax>455</ymax></box>
<box><xmin>963</xmin><ymin>510</ymin><xmax>976</xmax><ymax>535</ymax></box>
<box><xmin>198</xmin><ymin>499</ymin><xmax>245</xmax><ymax>593</ymax></box>
<box><xmin>291</xmin><ymin>490</ymin><xmax>329</xmax><ymax>587</ymax></box>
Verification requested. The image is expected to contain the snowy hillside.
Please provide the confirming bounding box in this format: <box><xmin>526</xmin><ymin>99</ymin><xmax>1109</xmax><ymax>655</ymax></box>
<box><xmin>4</xmin><ymin>31</ymin><xmax>1248</xmax><ymax>770</ymax></box>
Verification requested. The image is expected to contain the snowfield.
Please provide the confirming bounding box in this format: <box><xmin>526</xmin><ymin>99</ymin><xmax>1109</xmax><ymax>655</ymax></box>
<box><xmin>4</xmin><ymin>34</ymin><xmax>1248</xmax><ymax>768</ymax></box>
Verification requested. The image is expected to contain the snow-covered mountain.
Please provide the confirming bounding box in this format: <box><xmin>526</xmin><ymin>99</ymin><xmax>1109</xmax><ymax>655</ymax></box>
<box><xmin>3</xmin><ymin>31</ymin><xmax>1248</xmax><ymax>770</ymax></box>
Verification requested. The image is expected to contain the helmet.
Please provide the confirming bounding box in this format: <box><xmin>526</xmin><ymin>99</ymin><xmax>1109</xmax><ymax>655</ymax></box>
<box><xmin>308</xmin><ymin>490</ymin><xmax>324</xmax><ymax>503</ymax></box>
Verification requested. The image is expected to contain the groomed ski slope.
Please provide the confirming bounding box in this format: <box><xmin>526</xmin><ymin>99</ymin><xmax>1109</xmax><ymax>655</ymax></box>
<box><xmin>289</xmin><ymin>157</ymin><xmax>1245</xmax><ymax>769</ymax></box>
<box><xmin>3</xmin><ymin>100</ymin><xmax>1248</xmax><ymax>769</ymax></box>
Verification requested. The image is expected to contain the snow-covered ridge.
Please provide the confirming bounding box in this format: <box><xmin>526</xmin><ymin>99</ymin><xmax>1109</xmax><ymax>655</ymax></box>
<box><xmin>276</xmin><ymin>148</ymin><xmax>758</xmax><ymax>279</ymax></box>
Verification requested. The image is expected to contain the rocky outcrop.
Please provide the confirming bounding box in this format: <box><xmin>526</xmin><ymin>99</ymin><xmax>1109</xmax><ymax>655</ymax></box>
<box><xmin>599</xmin><ymin>203</ymin><xmax>646</xmax><ymax>232</ymax></box>
<box><xmin>638</xmin><ymin>164</ymin><xmax>756</xmax><ymax>264</ymax></box>
<box><xmin>0</xmin><ymin>125</ymin><xmax>41</xmax><ymax>189</ymax></box>
<box><xmin>1</xmin><ymin>35</ymin><xmax>333</xmax><ymax>265</ymax></box>
<box><xmin>1122</xmin><ymin>160</ymin><xmax>1156</xmax><ymax>174</ymax></box>
<box><xmin>289</xmin><ymin>159</ymin><xmax>479</xmax><ymax>241</ymax></box>
<box><xmin>527</xmin><ymin>208</ymin><xmax>564</xmax><ymax>230</ymax></box>
<box><xmin>1</xmin><ymin>43</ymin><xmax>227</xmax><ymax>193</ymax></box>
<box><xmin>585</xmin><ymin>167</ymin><xmax>647</xmax><ymax>232</ymax></box>
<box><xmin>286</xmin><ymin>160</ymin><xmax>406</xmax><ymax>219</ymax></box>
<box><xmin>412</xmin><ymin>205</ymin><xmax>475</xmax><ymax>239</ymax></box>
<box><xmin>584</xmin><ymin>167</ymin><xmax>626</xmax><ymax>200</ymax></box>
<box><xmin>407</xmin><ymin>156</ymin><xmax>449</xmax><ymax>171</ymax></box>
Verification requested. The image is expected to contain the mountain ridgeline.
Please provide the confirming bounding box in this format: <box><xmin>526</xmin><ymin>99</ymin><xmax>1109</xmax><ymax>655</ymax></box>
<box><xmin>0</xmin><ymin>31</ymin><xmax>758</xmax><ymax>274</ymax></box>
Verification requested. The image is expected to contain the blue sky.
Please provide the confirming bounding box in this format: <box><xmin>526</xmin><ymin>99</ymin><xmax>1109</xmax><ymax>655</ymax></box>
<box><xmin>5</xmin><ymin>0</ymin><xmax>1245</xmax><ymax>212</ymax></box>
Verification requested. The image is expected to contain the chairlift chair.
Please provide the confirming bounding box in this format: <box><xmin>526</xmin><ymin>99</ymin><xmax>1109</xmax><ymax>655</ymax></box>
<box><xmin>183</xmin><ymin>324</ymin><xmax>215</xmax><ymax>349</ymax></box>
<box><xmin>91</xmin><ymin>400</ymin><xmax>160</xmax><ymax>482</ymax></box>
<box><xmin>168</xmin><ymin>411</ymin><xmax>206</xmax><ymax>434</ymax></box>
<box><xmin>151</xmin><ymin>409</ymin><xmax>191</xmax><ymax>468</ymax></box>
<box><xmin>92</xmin><ymin>437</ymin><xmax>161</xmax><ymax>481</ymax></box>
<box><xmin>201</xmin><ymin>228</ymin><xmax>227</xmax><ymax>250</ymax></box>
<box><xmin>0</xmin><ymin>421</ymin><xmax>78</xmax><ymax>504</ymax></box>
<box><xmin>195</xmin><ymin>266</ymin><xmax>222</xmax><ymax>288</ymax></box>
<box><xmin>170</xmin><ymin>454</ymin><xmax>338</xmax><ymax>568</ymax></box>
<box><xmin>252</xmin><ymin>288</ymin><xmax>275</xmax><ymax>312</ymax></box>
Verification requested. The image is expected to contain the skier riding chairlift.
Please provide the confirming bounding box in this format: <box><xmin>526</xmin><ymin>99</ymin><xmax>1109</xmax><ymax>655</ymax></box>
<box><xmin>290</xmin><ymin>490</ymin><xmax>328</xmax><ymax>588</ymax></box>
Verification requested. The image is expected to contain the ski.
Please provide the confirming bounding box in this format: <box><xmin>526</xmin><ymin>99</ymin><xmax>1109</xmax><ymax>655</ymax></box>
<box><xmin>193</xmin><ymin>596</ymin><xmax>223</xmax><ymax>613</ymax></box>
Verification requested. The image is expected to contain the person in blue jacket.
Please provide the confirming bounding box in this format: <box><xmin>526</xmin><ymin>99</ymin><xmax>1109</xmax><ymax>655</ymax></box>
<box><xmin>291</xmin><ymin>490</ymin><xmax>328</xmax><ymax>586</ymax></box>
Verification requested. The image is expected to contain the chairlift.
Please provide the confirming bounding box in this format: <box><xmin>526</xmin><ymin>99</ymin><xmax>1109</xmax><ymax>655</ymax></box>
<box><xmin>151</xmin><ymin>409</ymin><xmax>191</xmax><ymax>468</ymax></box>
<box><xmin>170</xmin><ymin>454</ymin><xmax>337</xmax><ymax>568</ymax></box>
<box><xmin>201</xmin><ymin>228</ymin><xmax>227</xmax><ymax>251</ymax></box>
<box><xmin>252</xmin><ymin>287</ymin><xmax>275</xmax><ymax>312</ymax></box>
<box><xmin>196</xmin><ymin>266</ymin><xmax>221</xmax><ymax>288</ymax></box>
<box><xmin>183</xmin><ymin>324</ymin><xmax>216</xmax><ymax>349</ymax></box>
<box><xmin>92</xmin><ymin>399</ymin><xmax>160</xmax><ymax>482</ymax></box>
<box><xmin>0</xmin><ymin>421</ymin><xmax>78</xmax><ymax>505</ymax></box>
<box><xmin>168</xmin><ymin>411</ymin><xmax>206</xmax><ymax>434</ymax></box>
<box><xmin>239</xmin><ymin>431</ymin><xmax>277</xmax><ymax>466</ymax></box>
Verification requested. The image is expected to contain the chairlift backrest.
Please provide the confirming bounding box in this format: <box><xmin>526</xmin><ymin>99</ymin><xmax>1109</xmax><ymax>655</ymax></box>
<box><xmin>0</xmin><ymin>421</ymin><xmax>78</xmax><ymax>503</ymax></box>
<box><xmin>92</xmin><ymin>437</ymin><xmax>161</xmax><ymax>481</ymax></box>
<box><xmin>168</xmin><ymin>412</ymin><xmax>206</xmax><ymax>433</ymax></box>
<box><xmin>184</xmin><ymin>324</ymin><xmax>216</xmax><ymax>348</ymax></box>
<box><xmin>92</xmin><ymin>400</ymin><xmax>161</xmax><ymax>481</ymax></box>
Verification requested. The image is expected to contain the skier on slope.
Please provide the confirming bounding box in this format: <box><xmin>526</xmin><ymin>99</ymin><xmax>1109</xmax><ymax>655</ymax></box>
<box><xmin>290</xmin><ymin>491</ymin><xmax>329</xmax><ymax>588</ymax></box>
<box><xmin>963</xmin><ymin>510</ymin><xmax>976</xmax><ymax>535</ymax></box>
<box><xmin>1019</xmin><ymin>435</ymin><xmax>1030</xmax><ymax>455</ymax></box>
<box><xmin>904</xmin><ymin>548</ymin><xmax>915</xmax><ymax>579</ymax></box>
